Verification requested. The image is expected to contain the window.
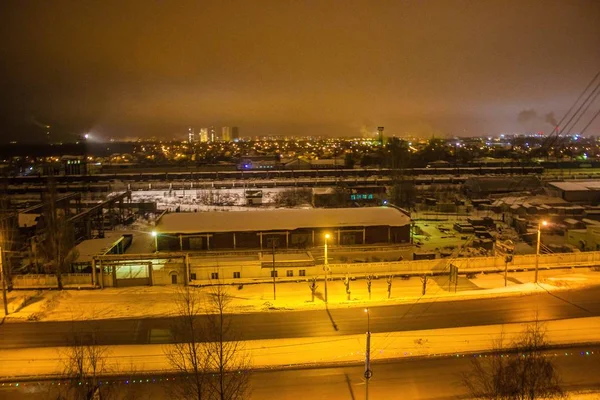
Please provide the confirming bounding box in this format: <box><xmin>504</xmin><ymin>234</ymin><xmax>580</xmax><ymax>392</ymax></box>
<box><xmin>211</xmin><ymin>272</ymin><xmax>219</xmax><ymax>280</ymax></box>
<box><xmin>233</xmin><ymin>272</ymin><xmax>241</xmax><ymax>279</ymax></box>
<box><xmin>286</xmin><ymin>270</ymin><xmax>293</xmax><ymax>277</ymax></box>
<box><xmin>368</xmin><ymin>194</ymin><xmax>374</xmax><ymax>200</ymax></box>
<box><xmin>190</xmin><ymin>273</ymin><xmax>197</xmax><ymax>281</ymax></box>
<box><xmin>299</xmin><ymin>270</ymin><xmax>306</xmax><ymax>277</ymax></box>
<box><xmin>270</xmin><ymin>270</ymin><xmax>278</xmax><ymax>278</ymax></box>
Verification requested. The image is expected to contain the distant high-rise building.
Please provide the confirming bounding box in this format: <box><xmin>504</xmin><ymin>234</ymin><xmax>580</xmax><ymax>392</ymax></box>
<box><xmin>232</xmin><ymin>126</ymin><xmax>240</xmax><ymax>141</ymax></box>
<box><xmin>221</xmin><ymin>126</ymin><xmax>232</xmax><ymax>141</ymax></box>
<box><xmin>200</xmin><ymin>128</ymin><xmax>208</xmax><ymax>142</ymax></box>
<box><xmin>208</xmin><ymin>126</ymin><xmax>217</xmax><ymax>142</ymax></box>
<box><xmin>187</xmin><ymin>126</ymin><xmax>196</xmax><ymax>143</ymax></box>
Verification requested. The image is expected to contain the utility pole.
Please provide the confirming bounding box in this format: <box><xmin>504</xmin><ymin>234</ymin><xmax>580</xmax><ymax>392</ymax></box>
<box><xmin>535</xmin><ymin>220</ymin><xmax>547</xmax><ymax>284</ymax></box>
<box><xmin>364</xmin><ymin>308</ymin><xmax>372</xmax><ymax>400</ymax></box>
<box><xmin>1</xmin><ymin>246</ymin><xmax>8</xmax><ymax>316</ymax></box>
<box><xmin>324</xmin><ymin>234</ymin><xmax>330</xmax><ymax>303</ymax></box>
<box><xmin>271</xmin><ymin>238</ymin><xmax>278</xmax><ymax>300</ymax></box>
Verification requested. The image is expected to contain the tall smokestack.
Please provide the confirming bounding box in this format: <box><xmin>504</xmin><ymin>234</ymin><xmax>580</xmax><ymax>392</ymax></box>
<box><xmin>377</xmin><ymin>127</ymin><xmax>384</xmax><ymax>145</ymax></box>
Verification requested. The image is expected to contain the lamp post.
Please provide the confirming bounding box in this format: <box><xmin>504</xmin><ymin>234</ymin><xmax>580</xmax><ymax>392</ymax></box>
<box><xmin>1</xmin><ymin>246</ymin><xmax>8</xmax><ymax>316</ymax></box>
<box><xmin>151</xmin><ymin>230</ymin><xmax>158</xmax><ymax>252</ymax></box>
<box><xmin>271</xmin><ymin>238</ymin><xmax>278</xmax><ymax>301</ymax></box>
<box><xmin>364</xmin><ymin>307</ymin><xmax>372</xmax><ymax>400</ymax></box>
<box><xmin>534</xmin><ymin>220</ymin><xmax>547</xmax><ymax>284</ymax></box>
<box><xmin>324</xmin><ymin>233</ymin><xmax>330</xmax><ymax>304</ymax></box>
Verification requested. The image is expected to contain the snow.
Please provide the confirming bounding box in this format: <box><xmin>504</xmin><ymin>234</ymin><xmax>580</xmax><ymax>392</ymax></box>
<box><xmin>156</xmin><ymin>207</ymin><xmax>410</xmax><ymax>234</ymax></box>
<box><xmin>2</xmin><ymin>316</ymin><xmax>600</xmax><ymax>382</ymax></box>
<box><xmin>5</xmin><ymin>268</ymin><xmax>600</xmax><ymax>322</ymax></box>
<box><xmin>122</xmin><ymin>187</ymin><xmax>294</xmax><ymax>211</ymax></box>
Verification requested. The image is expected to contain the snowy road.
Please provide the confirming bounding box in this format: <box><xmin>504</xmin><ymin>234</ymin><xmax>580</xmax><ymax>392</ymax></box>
<box><xmin>2</xmin><ymin>345</ymin><xmax>600</xmax><ymax>399</ymax></box>
<box><xmin>2</xmin><ymin>286</ymin><xmax>600</xmax><ymax>349</ymax></box>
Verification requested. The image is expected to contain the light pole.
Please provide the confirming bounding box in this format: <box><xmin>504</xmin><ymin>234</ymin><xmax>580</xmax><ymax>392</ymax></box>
<box><xmin>151</xmin><ymin>230</ymin><xmax>158</xmax><ymax>252</ymax></box>
<box><xmin>364</xmin><ymin>307</ymin><xmax>372</xmax><ymax>400</ymax></box>
<box><xmin>271</xmin><ymin>238</ymin><xmax>278</xmax><ymax>301</ymax></box>
<box><xmin>534</xmin><ymin>220</ymin><xmax>547</xmax><ymax>284</ymax></box>
<box><xmin>324</xmin><ymin>233</ymin><xmax>330</xmax><ymax>303</ymax></box>
<box><xmin>1</xmin><ymin>246</ymin><xmax>8</xmax><ymax>316</ymax></box>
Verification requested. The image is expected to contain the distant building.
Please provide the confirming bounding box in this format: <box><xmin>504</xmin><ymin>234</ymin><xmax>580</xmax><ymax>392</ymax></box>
<box><xmin>221</xmin><ymin>126</ymin><xmax>232</xmax><ymax>142</ymax></box>
<box><xmin>232</xmin><ymin>126</ymin><xmax>240</xmax><ymax>141</ymax></box>
<box><xmin>208</xmin><ymin>126</ymin><xmax>217</xmax><ymax>142</ymax></box>
<box><xmin>199</xmin><ymin>128</ymin><xmax>208</xmax><ymax>142</ymax></box>
<box><xmin>187</xmin><ymin>127</ymin><xmax>196</xmax><ymax>143</ymax></box>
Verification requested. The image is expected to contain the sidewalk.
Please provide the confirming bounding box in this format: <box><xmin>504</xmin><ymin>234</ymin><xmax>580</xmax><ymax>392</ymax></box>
<box><xmin>2</xmin><ymin>267</ymin><xmax>600</xmax><ymax>322</ymax></box>
<box><xmin>2</xmin><ymin>316</ymin><xmax>600</xmax><ymax>380</ymax></box>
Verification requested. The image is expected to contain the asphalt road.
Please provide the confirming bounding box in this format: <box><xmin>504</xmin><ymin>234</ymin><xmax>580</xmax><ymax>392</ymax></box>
<box><xmin>2</xmin><ymin>345</ymin><xmax>600</xmax><ymax>399</ymax></box>
<box><xmin>1</xmin><ymin>286</ymin><xmax>600</xmax><ymax>349</ymax></box>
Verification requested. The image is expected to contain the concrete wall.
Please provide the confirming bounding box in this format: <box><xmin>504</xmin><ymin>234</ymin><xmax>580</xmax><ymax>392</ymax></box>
<box><xmin>15</xmin><ymin>250</ymin><xmax>600</xmax><ymax>288</ymax></box>
<box><xmin>12</xmin><ymin>273</ymin><xmax>92</xmax><ymax>289</ymax></box>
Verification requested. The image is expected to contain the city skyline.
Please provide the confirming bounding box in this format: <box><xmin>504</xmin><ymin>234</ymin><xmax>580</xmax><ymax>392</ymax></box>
<box><xmin>0</xmin><ymin>1</ymin><xmax>599</xmax><ymax>142</ymax></box>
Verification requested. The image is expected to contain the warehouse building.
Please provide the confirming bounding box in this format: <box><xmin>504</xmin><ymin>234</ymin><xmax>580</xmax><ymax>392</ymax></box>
<box><xmin>547</xmin><ymin>181</ymin><xmax>600</xmax><ymax>204</ymax></box>
<box><xmin>154</xmin><ymin>207</ymin><xmax>411</xmax><ymax>251</ymax></box>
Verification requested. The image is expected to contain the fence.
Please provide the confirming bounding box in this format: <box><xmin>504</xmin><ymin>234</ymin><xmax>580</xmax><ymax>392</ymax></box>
<box><xmin>11</xmin><ymin>273</ymin><xmax>92</xmax><ymax>289</ymax></box>
<box><xmin>8</xmin><ymin>251</ymin><xmax>600</xmax><ymax>288</ymax></box>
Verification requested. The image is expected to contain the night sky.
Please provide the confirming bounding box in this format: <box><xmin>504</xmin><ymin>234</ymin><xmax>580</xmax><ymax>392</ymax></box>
<box><xmin>1</xmin><ymin>0</ymin><xmax>599</xmax><ymax>142</ymax></box>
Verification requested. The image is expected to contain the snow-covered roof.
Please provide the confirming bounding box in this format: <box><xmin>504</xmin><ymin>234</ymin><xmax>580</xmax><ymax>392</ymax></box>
<box><xmin>549</xmin><ymin>181</ymin><xmax>600</xmax><ymax>192</ymax></box>
<box><xmin>156</xmin><ymin>207</ymin><xmax>411</xmax><ymax>234</ymax></box>
<box><xmin>18</xmin><ymin>213</ymin><xmax>39</xmax><ymax>228</ymax></box>
<box><xmin>75</xmin><ymin>233</ymin><xmax>126</xmax><ymax>263</ymax></box>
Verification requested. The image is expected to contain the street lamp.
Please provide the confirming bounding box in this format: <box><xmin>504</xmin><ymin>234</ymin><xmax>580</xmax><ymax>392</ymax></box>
<box><xmin>534</xmin><ymin>220</ymin><xmax>548</xmax><ymax>284</ymax></box>
<box><xmin>324</xmin><ymin>233</ymin><xmax>330</xmax><ymax>303</ymax></box>
<box><xmin>151</xmin><ymin>230</ymin><xmax>158</xmax><ymax>252</ymax></box>
<box><xmin>364</xmin><ymin>308</ymin><xmax>372</xmax><ymax>400</ymax></box>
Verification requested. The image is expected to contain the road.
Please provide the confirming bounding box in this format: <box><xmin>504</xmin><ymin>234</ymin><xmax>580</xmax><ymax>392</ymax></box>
<box><xmin>2</xmin><ymin>345</ymin><xmax>600</xmax><ymax>399</ymax></box>
<box><xmin>1</xmin><ymin>286</ymin><xmax>599</xmax><ymax>349</ymax></box>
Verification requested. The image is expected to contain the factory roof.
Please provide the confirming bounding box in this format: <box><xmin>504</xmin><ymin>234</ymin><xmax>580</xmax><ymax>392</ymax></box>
<box><xmin>156</xmin><ymin>207</ymin><xmax>410</xmax><ymax>234</ymax></box>
<box><xmin>549</xmin><ymin>181</ymin><xmax>600</xmax><ymax>192</ymax></box>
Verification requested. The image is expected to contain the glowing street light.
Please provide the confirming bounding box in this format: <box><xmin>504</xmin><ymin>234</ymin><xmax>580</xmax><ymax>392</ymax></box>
<box><xmin>534</xmin><ymin>220</ymin><xmax>548</xmax><ymax>284</ymax></box>
<box><xmin>151</xmin><ymin>230</ymin><xmax>158</xmax><ymax>252</ymax></box>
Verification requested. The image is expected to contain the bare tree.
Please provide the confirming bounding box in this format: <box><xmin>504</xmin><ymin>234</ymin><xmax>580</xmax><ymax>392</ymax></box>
<box><xmin>273</xmin><ymin>188</ymin><xmax>312</xmax><ymax>207</ymax></box>
<box><xmin>0</xmin><ymin>193</ymin><xmax>17</xmax><ymax>315</ymax></box>
<box><xmin>166</xmin><ymin>286</ymin><xmax>210</xmax><ymax>400</ymax></box>
<box><xmin>204</xmin><ymin>285</ymin><xmax>251</xmax><ymax>400</ymax></box>
<box><xmin>40</xmin><ymin>180</ymin><xmax>78</xmax><ymax>290</ymax></box>
<box><xmin>462</xmin><ymin>321</ymin><xmax>563</xmax><ymax>400</ymax></box>
<box><xmin>308</xmin><ymin>277</ymin><xmax>318</xmax><ymax>302</ymax></box>
<box><xmin>58</xmin><ymin>330</ymin><xmax>112</xmax><ymax>400</ymax></box>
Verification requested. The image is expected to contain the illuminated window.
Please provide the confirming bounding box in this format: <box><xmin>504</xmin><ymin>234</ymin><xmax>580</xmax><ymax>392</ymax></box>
<box><xmin>233</xmin><ymin>272</ymin><xmax>241</xmax><ymax>279</ymax></box>
<box><xmin>368</xmin><ymin>194</ymin><xmax>373</xmax><ymax>199</ymax></box>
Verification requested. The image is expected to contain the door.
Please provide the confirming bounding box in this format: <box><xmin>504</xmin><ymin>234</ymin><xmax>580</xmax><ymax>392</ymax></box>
<box><xmin>171</xmin><ymin>274</ymin><xmax>178</xmax><ymax>284</ymax></box>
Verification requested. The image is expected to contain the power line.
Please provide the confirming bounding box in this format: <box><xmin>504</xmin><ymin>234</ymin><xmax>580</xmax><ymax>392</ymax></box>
<box><xmin>543</xmin><ymin>70</ymin><xmax>600</xmax><ymax>151</ymax></box>
<box><xmin>580</xmin><ymin>106</ymin><xmax>600</xmax><ymax>136</ymax></box>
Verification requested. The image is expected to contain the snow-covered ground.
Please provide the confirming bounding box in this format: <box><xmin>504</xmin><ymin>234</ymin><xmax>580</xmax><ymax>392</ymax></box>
<box><xmin>122</xmin><ymin>187</ymin><xmax>306</xmax><ymax>212</ymax></box>
<box><xmin>2</xmin><ymin>316</ymin><xmax>600</xmax><ymax>390</ymax></box>
<box><xmin>3</xmin><ymin>267</ymin><xmax>599</xmax><ymax>322</ymax></box>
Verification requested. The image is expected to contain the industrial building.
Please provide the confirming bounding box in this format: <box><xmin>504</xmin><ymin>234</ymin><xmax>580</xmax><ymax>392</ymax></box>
<box><xmin>154</xmin><ymin>207</ymin><xmax>411</xmax><ymax>251</ymax></box>
<box><xmin>547</xmin><ymin>181</ymin><xmax>600</xmax><ymax>203</ymax></box>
